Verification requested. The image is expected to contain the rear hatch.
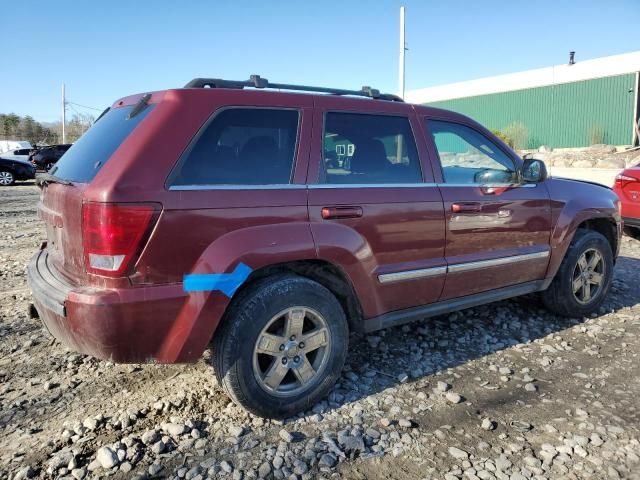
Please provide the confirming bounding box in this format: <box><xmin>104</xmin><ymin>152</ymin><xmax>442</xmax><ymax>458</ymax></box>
<box><xmin>39</xmin><ymin>103</ymin><xmax>155</xmax><ymax>283</ymax></box>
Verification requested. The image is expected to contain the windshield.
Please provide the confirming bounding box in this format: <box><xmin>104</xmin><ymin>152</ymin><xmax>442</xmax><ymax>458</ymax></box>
<box><xmin>51</xmin><ymin>104</ymin><xmax>154</xmax><ymax>183</ymax></box>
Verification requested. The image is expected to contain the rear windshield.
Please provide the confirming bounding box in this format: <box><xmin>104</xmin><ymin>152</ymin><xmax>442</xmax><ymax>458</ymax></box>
<box><xmin>51</xmin><ymin>104</ymin><xmax>154</xmax><ymax>183</ymax></box>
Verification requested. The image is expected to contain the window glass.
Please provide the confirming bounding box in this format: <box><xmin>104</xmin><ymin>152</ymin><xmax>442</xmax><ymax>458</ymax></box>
<box><xmin>51</xmin><ymin>105</ymin><xmax>154</xmax><ymax>183</ymax></box>
<box><xmin>170</xmin><ymin>108</ymin><xmax>299</xmax><ymax>186</ymax></box>
<box><xmin>428</xmin><ymin>120</ymin><xmax>516</xmax><ymax>184</ymax></box>
<box><xmin>321</xmin><ymin>113</ymin><xmax>422</xmax><ymax>184</ymax></box>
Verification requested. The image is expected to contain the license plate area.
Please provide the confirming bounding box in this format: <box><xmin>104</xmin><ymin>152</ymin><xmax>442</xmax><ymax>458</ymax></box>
<box><xmin>45</xmin><ymin>223</ymin><xmax>65</xmax><ymax>264</ymax></box>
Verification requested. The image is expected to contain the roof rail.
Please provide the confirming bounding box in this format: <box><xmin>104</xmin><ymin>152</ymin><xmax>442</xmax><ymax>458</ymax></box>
<box><xmin>183</xmin><ymin>74</ymin><xmax>404</xmax><ymax>102</ymax></box>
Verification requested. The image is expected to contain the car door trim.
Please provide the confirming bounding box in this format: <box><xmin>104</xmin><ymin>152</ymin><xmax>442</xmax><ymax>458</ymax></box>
<box><xmin>308</xmin><ymin>183</ymin><xmax>435</xmax><ymax>189</ymax></box>
<box><xmin>168</xmin><ymin>184</ymin><xmax>308</xmax><ymax>191</ymax></box>
<box><xmin>307</xmin><ymin>183</ymin><xmax>538</xmax><ymax>189</ymax></box>
<box><xmin>378</xmin><ymin>265</ymin><xmax>447</xmax><ymax>284</ymax></box>
<box><xmin>378</xmin><ymin>249</ymin><xmax>549</xmax><ymax>283</ymax></box>
<box><xmin>447</xmin><ymin>250</ymin><xmax>550</xmax><ymax>274</ymax></box>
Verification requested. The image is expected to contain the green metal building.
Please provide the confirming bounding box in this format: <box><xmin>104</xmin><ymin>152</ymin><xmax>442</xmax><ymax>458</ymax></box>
<box><xmin>406</xmin><ymin>51</ymin><xmax>640</xmax><ymax>149</ymax></box>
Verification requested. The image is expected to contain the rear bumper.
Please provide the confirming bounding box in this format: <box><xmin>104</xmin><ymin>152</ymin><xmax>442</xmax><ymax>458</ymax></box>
<box><xmin>27</xmin><ymin>248</ymin><xmax>228</xmax><ymax>363</ymax></box>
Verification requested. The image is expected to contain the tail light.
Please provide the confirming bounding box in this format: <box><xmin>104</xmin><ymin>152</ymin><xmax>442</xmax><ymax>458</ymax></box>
<box><xmin>614</xmin><ymin>174</ymin><xmax>638</xmax><ymax>188</ymax></box>
<box><xmin>82</xmin><ymin>202</ymin><xmax>160</xmax><ymax>277</ymax></box>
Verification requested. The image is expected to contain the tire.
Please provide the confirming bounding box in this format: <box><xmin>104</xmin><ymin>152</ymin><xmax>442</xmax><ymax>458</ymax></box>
<box><xmin>542</xmin><ymin>228</ymin><xmax>613</xmax><ymax>317</ymax></box>
<box><xmin>0</xmin><ymin>170</ymin><xmax>15</xmax><ymax>186</ymax></box>
<box><xmin>212</xmin><ymin>275</ymin><xmax>349</xmax><ymax>418</ymax></box>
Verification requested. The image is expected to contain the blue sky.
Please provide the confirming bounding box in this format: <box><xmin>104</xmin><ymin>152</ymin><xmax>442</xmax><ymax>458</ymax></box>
<box><xmin>2</xmin><ymin>0</ymin><xmax>638</xmax><ymax>122</ymax></box>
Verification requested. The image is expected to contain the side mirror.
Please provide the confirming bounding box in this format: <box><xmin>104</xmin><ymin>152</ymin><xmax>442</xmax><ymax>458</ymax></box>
<box><xmin>521</xmin><ymin>158</ymin><xmax>548</xmax><ymax>183</ymax></box>
<box><xmin>473</xmin><ymin>168</ymin><xmax>517</xmax><ymax>185</ymax></box>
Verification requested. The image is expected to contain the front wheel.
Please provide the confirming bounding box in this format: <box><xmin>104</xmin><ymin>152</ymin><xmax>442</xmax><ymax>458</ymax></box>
<box><xmin>542</xmin><ymin>228</ymin><xmax>613</xmax><ymax>317</ymax></box>
<box><xmin>0</xmin><ymin>170</ymin><xmax>15</xmax><ymax>186</ymax></box>
<box><xmin>212</xmin><ymin>275</ymin><xmax>349</xmax><ymax>418</ymax></box>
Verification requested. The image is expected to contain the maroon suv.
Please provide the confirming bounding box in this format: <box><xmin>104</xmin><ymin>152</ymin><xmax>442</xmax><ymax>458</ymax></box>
<box><xmin>28</xmin><ymin>76</ymin><xmax>621</xmax><ymax>418</ymax></box>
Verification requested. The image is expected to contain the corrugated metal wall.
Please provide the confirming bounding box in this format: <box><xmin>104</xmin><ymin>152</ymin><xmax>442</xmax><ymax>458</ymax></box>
<box><xmin>426</xmin><ymin>73</ymin><xmax>636</xmax><ymax>148</ymax></box>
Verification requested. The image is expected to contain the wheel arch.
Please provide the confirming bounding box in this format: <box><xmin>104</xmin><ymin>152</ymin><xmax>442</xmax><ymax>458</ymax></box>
<box><xmin>0</xmin><ymin>165</ymin><xmax>17</xmax><ymax>174</ymax></box>
<box><xmin>546</xmin><ymin>212</ymin><xmax>620</xmax><ymax>282</ymax></box>
<box><xmin>577</xmin><ymin>217</ymin><xmax>619</xmax><ymax>260</ymax></box>
<box><xmin>221</xmin><ymin>259</ymin><xmax>364</xmax><ymax>334</ymax></box>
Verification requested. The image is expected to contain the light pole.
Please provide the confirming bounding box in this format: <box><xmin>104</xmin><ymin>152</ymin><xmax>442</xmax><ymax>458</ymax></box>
<box><xmin>61</xmin><ymin>83</ymin><xmax>66</xmax><ymax>144</ymax></box>
<box><xmin>398</xmin><ymin>6</ymin><xmax>406</xmax><ymax>100</ymax></box>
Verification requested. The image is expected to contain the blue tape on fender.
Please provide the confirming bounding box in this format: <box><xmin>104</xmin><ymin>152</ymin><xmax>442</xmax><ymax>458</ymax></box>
<box><xmin>183</xmin><ymin>262</ymin><xmax>253</xmax><ymax>297</ymax></box>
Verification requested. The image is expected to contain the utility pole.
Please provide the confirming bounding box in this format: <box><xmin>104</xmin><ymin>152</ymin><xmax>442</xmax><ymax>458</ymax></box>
<box><xmin>398</xmin><ymin>6</ymin><xmax>406</xmax><ymax>99</ymax></box>
<box><xmin>396</xmin><ymin>6</ymin><xmax>406</xmax><ymax>163</ymax></box>
<box><xmin>61</xmin><ymin>83</ymin><xmax>66</xmax><ymax>144</ymax></box>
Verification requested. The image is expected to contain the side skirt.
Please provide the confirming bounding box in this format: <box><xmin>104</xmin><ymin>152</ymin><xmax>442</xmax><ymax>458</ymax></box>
<box><xmin>363</xmin><ymin>280</ymin><xmax>547</xmax><ymax>332</ymax></box>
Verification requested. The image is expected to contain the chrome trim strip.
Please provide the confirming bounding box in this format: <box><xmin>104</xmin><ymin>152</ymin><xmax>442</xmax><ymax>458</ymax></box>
<box><xmin>378</xmin><ymin>265</ymin><xmax>447</xmax><ymax>284</ymax></box>
<box><xmin>447</xmin><ymin>250</ymin><xmax>550</xmax><ymax>274</ymax></box>
<box><xmin>170</xmin><ymin>182</ymin><xmax>539</xmax><ymax>190</ymax></box>
<box><xmin>168</xmin><ymin>184</ymin><xmax>307</xmax><ymax>191</ymax></box>
<box><xmin>437</xmin><ymin>183</ymin><xmax>537</xmax><ymax>188</ymax></box>
<box><xmin>309</xmin><ymin>183</ymin><xmax>435</xmax><ymax>189</ymax></box>
<box><xmin>379</xmin><ymin>250</ymin><xmax>549</xmax><ymax>284</ymax></box>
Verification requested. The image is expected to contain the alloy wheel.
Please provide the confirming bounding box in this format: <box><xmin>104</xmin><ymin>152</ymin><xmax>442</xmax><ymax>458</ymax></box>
<box><xmin>572</xmin><ymin>248</ymin><xmax>605</xmax><ymax>304</ymax></box>
<box><xmin>0</xmin><ymin>171</ymin><xmax>14</xmax><ymax>186</ymax></box>
<box><xmin>252</xmin><ymin>306</ymin><xmax>331</xmax><ymax>397</ymax></box>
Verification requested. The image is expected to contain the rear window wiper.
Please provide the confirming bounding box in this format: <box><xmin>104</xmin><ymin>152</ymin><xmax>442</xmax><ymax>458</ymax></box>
<box><xmin>127</xmin><ymin>93</ymin><xmax>152</xmax><ymax>119</ymax></box>
<box><xmin>36</xmin><ymin>172</ymin><xmax>74</xmax><ymax>188</ymax></box>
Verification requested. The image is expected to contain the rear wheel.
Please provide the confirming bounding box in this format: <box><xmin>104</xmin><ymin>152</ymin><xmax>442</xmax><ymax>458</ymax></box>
<box><xmin>542</xmin><ymin>229</ymin><xmax>613</xmax><ymax>317</ymax></box>
<box><xmin>0</xmin><ymin>170</ymin><xmax>15</xmax><ymax>186</ymax></box>
<box><xmin>212</xmin><ymin>275</ymin><xmax>348</xmax><ymax>418</ymax></box>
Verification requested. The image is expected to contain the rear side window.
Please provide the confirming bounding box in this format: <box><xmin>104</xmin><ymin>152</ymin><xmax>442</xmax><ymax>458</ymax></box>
<box><xmin>169</xmin><ymin>108</ymin><xmax>299</xmax><ymax>186</ymax></box>
<box><xmin>51</xmin><ymin>105</ymin><xmax>154</xmax><ymax>183</ymax></box>
<box><xmin>321</xmin><ymin>113</ymin><xmax>422</xmax><ymax>184</ymax></box>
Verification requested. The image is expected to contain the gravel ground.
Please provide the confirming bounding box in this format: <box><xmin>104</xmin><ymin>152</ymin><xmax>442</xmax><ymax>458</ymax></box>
<box><xmin>1</xmin><ymin>182</ymin><xmax>640</xmax><ymax>480</ymax></box>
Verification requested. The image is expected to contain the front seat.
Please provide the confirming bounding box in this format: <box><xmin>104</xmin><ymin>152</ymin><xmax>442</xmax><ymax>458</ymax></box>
<box><xmin>349</xmin><ymin>139</ymin><xmax>389</xmax><ymax>181</ymax></box>
<box><xmin>239</xmin><ymin>136</ymin><xmax>283</xmax><ymax>184</ymax></box>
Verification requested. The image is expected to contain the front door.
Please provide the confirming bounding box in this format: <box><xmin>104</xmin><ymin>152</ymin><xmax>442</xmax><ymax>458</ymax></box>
<box><xmin>307</xmin><ymin>99</ymin><xmax>446</xmax><ymax>320</ymax></box>
<box><xmin>423</xmin><ymin>117</ymin><xmax>552</xmax><ymax>300</ymax></box>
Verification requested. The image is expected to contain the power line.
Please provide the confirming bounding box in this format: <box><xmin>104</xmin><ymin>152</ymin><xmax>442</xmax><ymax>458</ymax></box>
<box><xmin>66</xmin><ymin>101</ymin><xmax>103</xmax><ymax>112</ymax></box>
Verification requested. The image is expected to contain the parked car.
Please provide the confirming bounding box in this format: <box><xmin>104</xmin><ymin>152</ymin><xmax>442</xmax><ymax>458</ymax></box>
<box><xmin>31</xmin><ymin>144</ymin><xmax>72</xmax><ymax>170</ymax></box>
<box><xmin>0</xmin><ymin>140</ymin><xmax>32</xmax><ymax>153</ymax></box>
<box><xmin>0</xmin><ymin>157</ymin><xmax>36</xmax><ymax>185</ymax></box>
<box><xmin>27</xmin><ymin>76</ymin><xmax>622</xmax><ymax>418</ymax></box>
<box><xmin>613</xmin><ymin>164</ymin><xmax>640</xmax><ymax>237</ymax></box>
<box><xmin>0</xmin><ymin>147</ymin><xmax>32</xmax><ymax>164</ymax></box>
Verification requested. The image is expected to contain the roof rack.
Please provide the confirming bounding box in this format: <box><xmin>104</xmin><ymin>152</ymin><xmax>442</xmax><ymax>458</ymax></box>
<box><xmin>183</xmin><ymin>74</ymin><xmax>404</xmax><ymax>102</ymax></box>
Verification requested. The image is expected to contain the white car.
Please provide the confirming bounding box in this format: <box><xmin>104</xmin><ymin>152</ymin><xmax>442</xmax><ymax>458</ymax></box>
<box><xmin>0</xmin><ymin>140</ymin><xmax>32</xmax><ymax>153</ymax></box>
<box><xmin>0</xmin><ymin>148</ymin><xmax>33</xmax><ymax>166</ymax></box>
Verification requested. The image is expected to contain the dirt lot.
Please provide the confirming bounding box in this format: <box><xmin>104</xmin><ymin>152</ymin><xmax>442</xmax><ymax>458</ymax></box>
<box><xmin>1</xmin><ymin>182</ymin><xmax>640</xmax><ymax>480</ymax></box>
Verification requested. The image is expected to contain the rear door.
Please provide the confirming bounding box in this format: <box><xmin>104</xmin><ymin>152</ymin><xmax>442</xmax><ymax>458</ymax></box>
<box><xmin>422</xmin><ymin>116</ymin><xmax>552</xmax><ymax>300</ymax></box>
<box><xmin>307</xmin><ymin>98</ymin><xmax>446</xmax><ymax>320</ymax></box>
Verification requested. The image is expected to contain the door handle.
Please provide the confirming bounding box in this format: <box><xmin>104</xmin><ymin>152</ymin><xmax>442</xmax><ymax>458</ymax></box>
<box><xmin>451</xmin><ymin>202</ymin><xmax>482</xmax><ymax>213</ymax></box>
<box><xmin>321</xmin><ymin>206</ymin><xmax>363</xmax><ymax>220</ymax></box>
